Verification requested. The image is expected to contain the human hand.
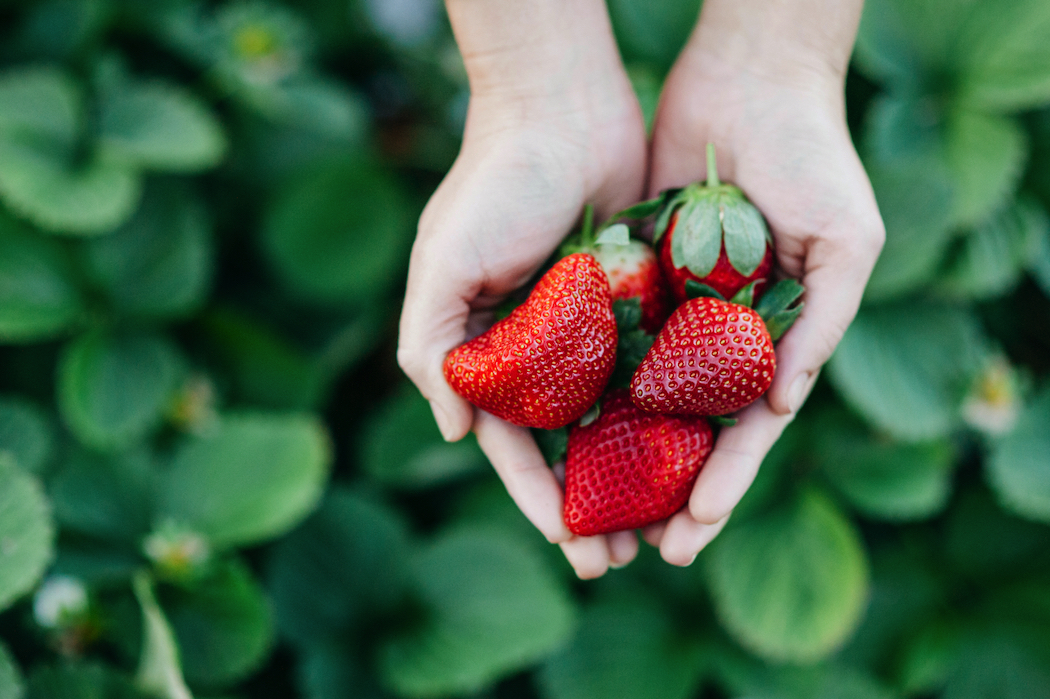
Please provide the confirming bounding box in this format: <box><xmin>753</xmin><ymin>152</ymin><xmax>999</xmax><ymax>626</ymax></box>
<box><xmin>396</xmin><ymin>0</ymin><xmax>648</xmax><ymax>578</ymax></box>
<box><xmin>642</xmin><ymin>0</ymin><xmax>885</xmax><ymax>565</ymax></box>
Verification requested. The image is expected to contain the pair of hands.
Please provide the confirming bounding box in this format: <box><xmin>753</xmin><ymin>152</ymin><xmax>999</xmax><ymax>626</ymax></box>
<box><xmin>398</xmin><ymin>0</ymin><xmax>884</xmax><ymax>578</ymax></box>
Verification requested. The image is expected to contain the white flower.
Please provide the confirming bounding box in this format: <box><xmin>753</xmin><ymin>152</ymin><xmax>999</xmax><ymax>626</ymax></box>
<box><xmin>962</xmin><ymin>355</ymin><xmax>1021</xmax><ymax>436</ymax></box>
<box><xmin>33</xmin><ymin>576</ymin><xmax>89</xmax><ymax>629</ymax></box>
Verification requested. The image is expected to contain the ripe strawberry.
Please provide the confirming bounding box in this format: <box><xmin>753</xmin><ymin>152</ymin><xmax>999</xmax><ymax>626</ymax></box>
<box><xmin>659</xmin><ymin>230</ymin><xmax>773</xmax><ymax>304</ymax></box>
<box><xmin>562</xmin><ymin>206</ymin><xmax>672</xmax><ymax>334</ymax></box>
<box><xmin>593</xmin><ymin>241</ymin><xmax>672</xmax><ymax>334</ymax></box>
<box><xmin>563</xmin><ymin>390</ymin><xmax>713</xmax><ymax>536</ymax></box>
<box><xmin>630</xmin><ymin>296</ymin><xmax>775</xmax><ymax>416</ymax></box>
<box><xmin>443</xmin><ymin>253</ymin><xmax>617</xmax><ymax>429</ymax></box>
<box><xmin>654</xmin><ymin>143</ymin><xmax>774</xmax><ymax>304</ymax></box>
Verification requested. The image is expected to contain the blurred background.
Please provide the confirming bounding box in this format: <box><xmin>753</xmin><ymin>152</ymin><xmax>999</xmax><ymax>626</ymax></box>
<box><xmin>1</xmin><ymin>0</ymin><xmax>1050</xmax><ymax>697</ymax></box>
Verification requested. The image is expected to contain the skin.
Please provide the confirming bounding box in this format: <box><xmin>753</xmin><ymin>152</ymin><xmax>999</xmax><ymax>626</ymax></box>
<box><xmin>397</xmin><ymin>0</ymin><xmax>884</xmax><ymax>578</ymax></box>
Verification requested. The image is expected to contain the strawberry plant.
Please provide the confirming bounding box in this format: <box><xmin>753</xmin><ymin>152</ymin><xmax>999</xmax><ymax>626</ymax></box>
<box><xmin>0</xmin><ymin>0</ymin><xmax>1049</xmax><ymax>698</ymax></box>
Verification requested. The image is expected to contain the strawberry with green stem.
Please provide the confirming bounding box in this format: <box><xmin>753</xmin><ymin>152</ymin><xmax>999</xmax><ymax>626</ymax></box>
<box><xmin>655</xmin><ymin>143</ymin><xmax>774</xmax><ymax>303</ymax></box>
<box><xmin>631</xmin><ymin>278</ymin><xmax>804</xmax><ymax>417</ymax></box>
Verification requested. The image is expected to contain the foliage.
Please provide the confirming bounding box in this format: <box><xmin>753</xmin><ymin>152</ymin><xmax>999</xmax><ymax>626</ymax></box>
<box><xmin>1</xmin><ymin>0</ymin><xmax>1049</xmax><ymax>698</ymax></box>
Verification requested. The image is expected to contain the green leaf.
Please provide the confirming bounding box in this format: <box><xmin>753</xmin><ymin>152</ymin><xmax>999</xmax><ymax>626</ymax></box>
<box><xmin>27</xmin><ymin>663</ymin><xmax>151</xmax><ymax>699</ymax></box>
<box><xmin>267</xmin><ymin>488</ymin><xmax>411</xmax><ymax>646</ymax></box>
<box><xmin>0</xmin><ymin>456</ymin><xmax>55</xmax><ymax>612</ymax></box>
<box><xmin>267</xmin><ymin>76</ymin><xmax>369</xmax><ymax>141</ymax></box>
<box><xmin>0</xmin><ymin>397</ymin><xmax>55</xmax><ymax>475</ymax></box>
<box><xmin>0</xmin><ymin>641</ymin><xmax>24</xmax><ymax>699</ymax></box>
<box><xmin>532</xmin><ymin>427</ymin><xmax>568</xmax><ymax>466</ymax></box>
<box><xmin>705</xmin><ymin>489</ymin><xmax>870</xmax><ymax>663</ymax></box>
<box><xmin>297</xmin><ymin>642</ymin><xmax>384</xmax><ymax>699</ymax></box>
<box><xmin>160</xmin><ymin>560</ymin><xmax>275</xmax><ymax>686</ymax></box>
<box><xmin>854</xmin><ymin>0</ymin><xmax>929</xmax><ymax>89</ymax></box>
<box><xmin>0</xmin><ymin>215</ymin><xmax>83</xmax><ymax>342</ymax></box>
<box><xmin>379</xmin><ymin>526</ymin><xmax>576</xmax><ymax>697</ymax></box>
<box><xmin>721</xmin><ymin>198</ymin><xmax>770</xmax><ymax>277</ymax></box>
<box><xmin>261</xmin><ymin>159</ymin><xmax>413</xmax><ymax>306</ymax></box>
<box><xmin>861</xmin><ymin>160</ymin><xmax>956</xmax><ymax>302</ymax></box>
<box><xmin>943</xmin><ymin>110</ymin><xmax>1027</xmax><ymax>227</ymax></box>
<box><xmin>49</xmin><ymin>449</ymin><xmax>154</xmax><ymax>543</ymax></box>
<box><xmin>200</xmin><ymin>307</ymin><xmax>328</xmax><ymax>410</ymax></box>
<box><xmin>957</xmin><ymin>0</ymin><xmax>1050</xmax><ymax>111</ymax></box>
<box><xmin>0</xmin><ymin>66</ymin><xmax>80</xmax><ymax>141</ymax></box>
<box><xmin>939</xmin><ymin>197</ymin><xmax>1048</xmax><ymax>299</ymax></box>
<box><xmin>537</xmin><ymin>596</ymin><xmax>704</xmax><ymax>699</ymax></box>
<box><xmin>57</xmin><ymin>330</ymin><xmax>185</xmax><ymax>450</ymax></box>
<box><xmin>98</xmin><ymin>79</ymin><xmax>227</xmax><ymax>172</ymax></box>
<box><xmin>157</xmin><ymin>412</ymin><xmax>331</xmax><ymax>548</ymax></box>
<box><xmin>827</xmin><ymin>303</ymin><xmax>987</xmax><ymax>441</ymax></box>
<box><xmin>595</xmin><ymin>223</ymin><xmax>630</xmax><ymax>246</ymax></box>
<box><xmin>133</xmin><ymin>572</ymin><xmax>193</xmax><ymax>699</ymax></box>
<box><xmin>359</xmin><ymin>385</ymin><xmax>487</xmax><ymax>489</ymax></box>
<box><xmin>814</xmin><ymin>411</ymin><xmax>956</xmax><ymax>520</ymax></box>
<box><xmin>986</xmin><ymin>385</ymin><xmax>1050</xmax><ymax>523</ymax></box>
<box><xmin>82</xmin><ymin>184</ymin><xmax>213</xmax><ymax>319</ymax></box>
<box><xmin>0</xmin><ymin>137</ymin><xmax>141</xmax><ymax>236</ymax></box>
<box><xmin>943</xmin><ymin>486</ymin><xmax>1050</xmax><ymax>579</ymax></box>
<box><xmin>683</xmin><ymin>280</ymin><xmax>725</xmax><ymax>301</ymax></box>
<box><xmin>669</xmin><ymin>198</ymin><xmax>721</xmax><ymax>278</ymax></box>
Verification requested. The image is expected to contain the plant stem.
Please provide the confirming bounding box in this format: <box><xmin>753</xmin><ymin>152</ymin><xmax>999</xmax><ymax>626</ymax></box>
<box><xmin>706</xmin><ymin>143</ymin><xmax>720</xmax><ymax>188</ymax></box>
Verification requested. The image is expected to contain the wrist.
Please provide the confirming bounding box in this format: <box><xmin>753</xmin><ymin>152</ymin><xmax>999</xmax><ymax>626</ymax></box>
<box><xmin>676</xmin><ymin>0</ymin><xmax>861</xmax><ymax>96</ymax></box>
<box><xmin>447</xmin><ymin>0</ymin><xmax>627</xmax><ymax>109</ymax></box>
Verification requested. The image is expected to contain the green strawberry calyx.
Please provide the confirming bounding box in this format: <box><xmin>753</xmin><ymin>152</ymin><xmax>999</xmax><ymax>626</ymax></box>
<box><xmin>684</xmin><ymin>277</ymin><xmax>804</xmax><ymax>342</ymax></box>
<box><xmin>653</xmin><ymin>143</ymin><xmax>773</xmax><ymax>280</ymax></box>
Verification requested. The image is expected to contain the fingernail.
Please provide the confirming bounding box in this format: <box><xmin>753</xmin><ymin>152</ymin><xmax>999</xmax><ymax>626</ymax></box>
<box><xmin>430</xmin><ymin>400</ymin><xmax>454</xmax><ymax>441</ymax></box>
<box><xmin>687</xmin><ymin>553</ymin><xmax>698</xmax><ymax>566</ymax></box>
<box><xmin>609</xmin><ymin>561</ymin><xmax>628</xmax><ymax>570</ymax></box>
<box><xmin>788</xmin><ymin>372</ymin><xmax>812</xmax><ymax>414</ymax></box>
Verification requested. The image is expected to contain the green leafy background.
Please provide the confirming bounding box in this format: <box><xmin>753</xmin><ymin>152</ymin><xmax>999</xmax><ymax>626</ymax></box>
<box><xmin>1</xmin><ymin>0</ymin><xmax>1050</xmax><ymax>697</ymax></box>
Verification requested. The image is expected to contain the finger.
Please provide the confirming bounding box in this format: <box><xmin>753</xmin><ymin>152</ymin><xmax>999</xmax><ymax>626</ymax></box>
<box><xmin>641</xmin><ymin>521</ymin><xmax>667</xmax><ymax>547</ymax></box>
<box><xmin>659</xmin><ymin>510</ymin><xmax>730</xmax><ymax>566</ymax></box>
<box><xmin>607</xmin><ymin>530</ymin><xmax>639</xmax><ymax>569</ymax></box>
<box><xmin>560</xmin><ymin>535</ymin><xmax>611</xmax><ymax>580</ymax></box>
<box><xmin>396</xmin><ymin>231</ymin><xmax>480</xmax><ymax>442</ymax></box>
<box><xmin>689</xmin><ymin>399</ymin><xmax>794</xmax><ymax>524</ymax></box>
<box><xmin>766</xmin><ymin>218</ymin><xmax>884</xmax><ymax>416</ymax></box>
<box><xmin>473</xmin><ymin>411</ymin><xmax>573</xmax><ymax>544</ymax></box>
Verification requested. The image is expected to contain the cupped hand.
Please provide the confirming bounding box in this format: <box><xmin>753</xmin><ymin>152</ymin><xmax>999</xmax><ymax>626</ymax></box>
<box><xmin>643</xmin><ymin>44</ymin><xmax>886</xmax><ymax>565</ymax></box>
<box><xmin>396</xmin><ymin>52</ymin><xmax>649</xmax><ymax>578</ymax></box>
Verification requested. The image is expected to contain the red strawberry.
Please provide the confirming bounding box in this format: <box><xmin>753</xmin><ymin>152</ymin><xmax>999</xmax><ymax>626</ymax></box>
<box><xmin>593</xmin><ymin>240</ymin><xmax>672</xmax><ymax>334</ymax></box>
<box><xmin>630</xmin><ymin>296</ymin><xmax>775</xmax><ymax>416</ymax></box>
<box><xmin>563</xmin><ymin>390</ymin><xmax>713</xmax><ymax>536</ymax></box>
<box><xmin>660</xmin><ymin>232</ymin><xmax>773</xmax><ymax>304</ymax></box>
<box><xmin>654</xmin><ymin>143</ymin><xmax>775</xmax><ymax>304</ymax></box>
<box><xmin>443</xmin><ymin>253</ymin><xmax>617</xmax><ymax>429</ymax></box>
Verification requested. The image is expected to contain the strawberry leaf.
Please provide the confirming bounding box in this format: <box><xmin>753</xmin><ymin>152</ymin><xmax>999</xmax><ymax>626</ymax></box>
<box><xmin>652</xmin><ymin>189</ymin><xmax>684</xmax><ymax>243</ymax></box>
<box><xmin>594</xmin><ymin>224</ymin><xmax>630</xmax><ymax>246</ymax></box>
<box><xmin>722</xmin><ymin>196</ymin><xmax>771</xmax><ymax>277</ymax></box>
<box><xmin>670</xmin><ymin>197</ymin><xmax>722</xmax><ymax>278</ymax></box>
<box><xmin>765</xmin><ymin>305</ymin><xmax>804</xmax><ymax>342</ymax></box>
<box><xmin>729</xmin><ymin>279</ymin><xmax>762</xmax><ymax>307</ymax></box>
<box><xmin>684</xmin><ymin>280</ymin><xmax>726</xmax><ymax>301</ymax></box>
<box><xmin>754</xmin><ymin>279</ymin><xmax>804</xmax><ymax>318</ymax></box>
<box><xmin>710</xmin><ymin>415</ymin><xmax>738</xmax><ymax>427</ymax></box>
<box><xmin>532</xmin><ymin>427</ymin><xmax>568</xmax><ymax>466</ymax></box>
<box><xmin>613</xmin><ymin>298</ymin><xmax>643</xmax><ymax>331</ymax></box>
<box><xmin>607</xmin><ymin>193</ymin><xmax>670</xmax><ymax>222</ymax></box>
<box><xmin>578</xmin><ymin>402</ymin><xmax>601</xmax><ymax>427</ymax></box>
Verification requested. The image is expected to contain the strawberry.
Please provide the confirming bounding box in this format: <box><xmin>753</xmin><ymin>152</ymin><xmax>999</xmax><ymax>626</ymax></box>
<box><xmin>654</xmin><ymin>143</ymin><xmax>774</xmax><ymax>304</ymax></box>
<box><xmin>443</xmin><ymin>253</ymin><xmax>617</xmax><ymax>429</ymax></box>
<box><xmin>630</xmin><ymin>296</ymin><xmax>776</xmax><ymax>416</ymax></box>
<box><xmin>563</xmin><ymin>389</ymin><xmax>713</xmax><ymax>536</ymax></box>
<box><xmin>659</xmin><ymin>231</ymin><xmax>773</xmax><ymax>304</ymax></box>
<box><xmin>562</xmin><ymin>206</ymin><xmax>672</xmax><ymax>334</ymax></box>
